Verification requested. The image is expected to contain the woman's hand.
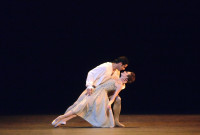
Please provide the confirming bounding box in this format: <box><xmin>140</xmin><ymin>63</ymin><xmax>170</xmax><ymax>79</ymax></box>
<box><xmin>107</xmin><ymin>104</ymin><xmax>111</xmax><ymax>110</ymax></box>
<box><xmin>106</xmin><ymin>104</ymin><xmax>111</xmax><ymax>116</ymax></box>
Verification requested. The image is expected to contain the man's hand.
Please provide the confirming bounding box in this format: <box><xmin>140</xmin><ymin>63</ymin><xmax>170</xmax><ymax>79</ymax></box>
<box><xmin>86</xmin><ymin>88</ymin><xmax>94</xmax><ymax>96</ymax></box>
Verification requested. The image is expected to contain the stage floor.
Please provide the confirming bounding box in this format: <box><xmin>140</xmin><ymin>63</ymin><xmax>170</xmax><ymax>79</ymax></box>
<box><xmin>0</xmin><ymin>115</ymin><xmax>200</xmax><ymax>135</ymax></box>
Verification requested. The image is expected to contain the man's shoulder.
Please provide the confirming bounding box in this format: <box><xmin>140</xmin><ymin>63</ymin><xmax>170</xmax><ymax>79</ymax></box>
<box><xmin>98</xmin><ymin>62</ymin><xmax>112</xmax><ymax>68</ymax></box>
<box><xmin>100</xmin><ymin>62</ymin><xmax>111</xmax><ymax>66</ymax></box>
<box><xmin>94</xmin><ymin>62</ymin><xmax>111</xmax><ymax>70</ymax></box>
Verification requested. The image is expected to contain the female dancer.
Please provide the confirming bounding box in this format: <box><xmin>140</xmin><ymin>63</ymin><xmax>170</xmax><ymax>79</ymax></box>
<box><xmin>52</xmin><ymin>71</ymin><xmax>135</xmax><ymax>128</ymax></box>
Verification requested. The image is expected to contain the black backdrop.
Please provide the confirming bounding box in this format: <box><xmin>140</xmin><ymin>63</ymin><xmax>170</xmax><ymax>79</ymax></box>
<box><xmin>1</xmin><ymin>1</ymin><xmax>199</xmax><ymax>115</ymax></box>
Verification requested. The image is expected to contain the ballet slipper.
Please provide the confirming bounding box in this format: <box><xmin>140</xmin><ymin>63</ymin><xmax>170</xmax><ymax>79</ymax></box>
<box><xmin>51</xmin><ymin>116</ymin><xmax>63</xmax><ymax>126</ymax></box>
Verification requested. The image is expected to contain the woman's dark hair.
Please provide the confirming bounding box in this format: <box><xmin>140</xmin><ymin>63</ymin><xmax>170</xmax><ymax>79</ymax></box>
<box><xmin>112</xmin><ymin>56</ymin><xmax>129</xmax><ymax>65</ymax></box>
<box><xmin>127</xmin><ymin>72</ymin><xmax>135</xmax><ymax>83</ymax></box>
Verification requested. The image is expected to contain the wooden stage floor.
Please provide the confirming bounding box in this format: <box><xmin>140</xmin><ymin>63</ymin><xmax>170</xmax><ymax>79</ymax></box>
<box><xmin>0</xmin><ymin>115</ymin><xmax>200</xmax><ymax>135</ymax></box>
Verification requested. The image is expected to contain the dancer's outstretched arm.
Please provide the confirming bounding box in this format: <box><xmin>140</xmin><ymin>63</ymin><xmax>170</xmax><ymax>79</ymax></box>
<box><xmin>107</xmin><ymin>84</ymin><xmax>123</xmax><ymax>109</ymax></box>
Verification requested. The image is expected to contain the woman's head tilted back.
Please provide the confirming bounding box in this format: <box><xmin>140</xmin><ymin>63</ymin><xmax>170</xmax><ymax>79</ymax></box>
<box><xmin>126</xmin><ymin>72</ymin><xmax>135</xmax><ymax>83</ymax></box>
<box><xmin>120</xmin><ymin>71</ymin><xmax>135</xmax><ymax>84</ymax></box>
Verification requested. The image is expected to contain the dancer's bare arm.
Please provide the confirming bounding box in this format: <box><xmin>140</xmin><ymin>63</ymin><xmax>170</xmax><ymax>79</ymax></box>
<box><xmin>107</xmin><ymin>84</ymin><xmax>123</xmax><ymax>109</ymax></box>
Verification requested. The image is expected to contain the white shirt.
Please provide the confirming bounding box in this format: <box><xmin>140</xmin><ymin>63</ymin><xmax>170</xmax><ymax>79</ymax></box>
<box><xmin>86</xmin><ymin>62</ymin><xmax>125</xmax><ymax>89</ymax></box>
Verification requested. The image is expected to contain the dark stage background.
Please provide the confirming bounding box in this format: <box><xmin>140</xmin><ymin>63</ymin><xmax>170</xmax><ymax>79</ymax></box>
<box><xmin>1</xmin><ymin>1</ymin><xmax>199</xmax><ymax>115</ymax></box>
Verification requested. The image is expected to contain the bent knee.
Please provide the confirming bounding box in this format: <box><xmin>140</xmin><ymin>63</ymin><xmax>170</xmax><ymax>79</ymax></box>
<box><xmin>115</xmin><ymin>96</ymin><xmax>121</xmax><ymax>104</ymax></box>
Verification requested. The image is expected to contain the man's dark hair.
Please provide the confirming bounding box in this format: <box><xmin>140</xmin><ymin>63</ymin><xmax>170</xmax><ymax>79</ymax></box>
<box><xmin>112</xmin><ymin>56</ymin><xmax>129</xmax><ymax>65</ymax></box>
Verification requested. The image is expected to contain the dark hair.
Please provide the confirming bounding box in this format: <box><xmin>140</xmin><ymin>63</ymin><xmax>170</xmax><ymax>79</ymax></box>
<box><xmin>112</xmin><ymin>56</ymin><xmax>129</xmax><ymax>65</ymax></box>
<box><xmin>127</xmin><ymin>72</ymin><xmax>135</xmax><ymax>83</ymax></box>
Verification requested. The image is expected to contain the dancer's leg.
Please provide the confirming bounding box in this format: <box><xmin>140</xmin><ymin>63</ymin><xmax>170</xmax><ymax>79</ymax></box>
<box><xmin>52</xmin><ymin>110</ymin><xmax>75</xmax><ymax>126</ymax></box>
<box><xmin>54</xmin><ymin>115</ymin><xmax>77</xmax><ymax>127</ymax></box>
<box><xmin>113</xmin><ymin>96</ymin><xmax>125</xmax><ymax>127</ymax></box>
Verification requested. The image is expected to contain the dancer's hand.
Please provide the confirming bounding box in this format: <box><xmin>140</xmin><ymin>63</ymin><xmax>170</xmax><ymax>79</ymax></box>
<box><xmin>86</xmin><ymin>88</ymin><xmax>93</xmax><ymax>96</ymax></box>
<box><xmin>106</xmin><ymin>104</ymin><xmax>111</xmax><ymax>116</ymax></box>
<box><xmin>107</xmin><ymin>104</ymin><xmax>111</xmax><ymax>110</ymax></box>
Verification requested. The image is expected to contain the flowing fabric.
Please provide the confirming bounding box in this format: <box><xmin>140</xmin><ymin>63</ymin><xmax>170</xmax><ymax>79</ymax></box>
<box><xmin>65</xmin><ymin>79</ymin><xmax>118</xmax><ymax>127</ymax></box>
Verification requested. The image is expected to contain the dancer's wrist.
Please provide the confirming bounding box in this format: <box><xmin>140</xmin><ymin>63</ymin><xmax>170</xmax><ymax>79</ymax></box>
<box><xmin>87</xmin><ymin>85</ymin><xmax>94</xmax><ymax>89</ymax></box>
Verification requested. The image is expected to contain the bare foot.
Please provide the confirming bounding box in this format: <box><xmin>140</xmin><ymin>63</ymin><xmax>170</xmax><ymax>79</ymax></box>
<box><xmin>115</xmin><ymin>121</ymin><xmax>125</xmax><ymax>127</ymax></box>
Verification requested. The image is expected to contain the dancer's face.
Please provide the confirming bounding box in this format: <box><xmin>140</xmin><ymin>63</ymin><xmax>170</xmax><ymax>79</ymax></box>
<box><xmin>121</xmin><ymin>71</ymin><xmax>130</xmax><ymax>77</ymax></box>
<box><xmin>120</xmin><ymin>71</ymin><xmax>131</xmax><ymax>83</ymax></box>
